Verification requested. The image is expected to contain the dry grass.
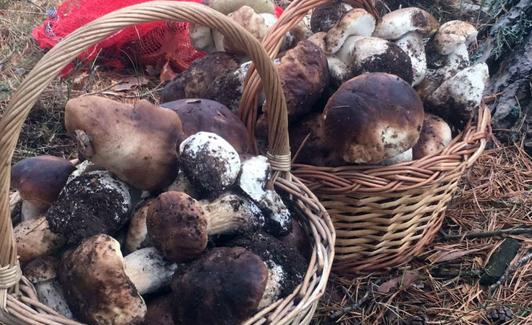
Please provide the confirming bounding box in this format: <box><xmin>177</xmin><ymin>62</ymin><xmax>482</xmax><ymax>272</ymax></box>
<box><xmin>315</xmin><ymin>141</ymin><xmax>532</xmax><ymax>324</ymax></box>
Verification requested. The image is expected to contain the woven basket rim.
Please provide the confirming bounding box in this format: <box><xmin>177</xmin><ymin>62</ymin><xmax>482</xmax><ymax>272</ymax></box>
<box><xmin>0</xmin><ymin>2</ymin><xmax>335</xmax><ymax>324</ymax></box>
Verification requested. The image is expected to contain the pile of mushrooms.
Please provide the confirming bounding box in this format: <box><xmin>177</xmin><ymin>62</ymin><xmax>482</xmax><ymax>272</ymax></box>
<box><xmin>10</xmin><ymin>93</ymin><xmax>310</xmax><ymax>324</ymax></box>
<box><xmin>161</xmin><ymin>4</ymin><xmax>488</xmax><ymax>167</ymax></box>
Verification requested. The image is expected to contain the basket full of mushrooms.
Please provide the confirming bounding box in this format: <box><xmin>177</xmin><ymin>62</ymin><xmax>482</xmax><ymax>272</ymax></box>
<box><xmin>233</xmin><ymin>0</ymin><xmax>491</xmax><ymax>274</ymax></box>
<box><xmin>0</xmin><ymin>2</ymin><xmax>335</xmax><ymax>324</ymax></box>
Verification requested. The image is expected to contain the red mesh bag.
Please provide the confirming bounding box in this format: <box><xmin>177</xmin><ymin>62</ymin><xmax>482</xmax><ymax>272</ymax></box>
<box><xmin>32</xmin><ymin>0</ymin><xmax>284</xmax><ymax>75</ymax></box>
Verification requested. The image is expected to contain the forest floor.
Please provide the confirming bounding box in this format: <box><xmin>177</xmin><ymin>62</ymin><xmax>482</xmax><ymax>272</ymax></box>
<box><xmin>1</xmin><ymin>1</ymin><xmax>531</xmax><ymax>324</ymax></box>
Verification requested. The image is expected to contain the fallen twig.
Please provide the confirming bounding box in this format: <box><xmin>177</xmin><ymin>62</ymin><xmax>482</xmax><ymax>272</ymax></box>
<box><xmin>330</xmin><ymin>288</ymin><xmax>373</xmax><ymax>320</ymax></box>
<box><xmin>443</xmin><ymin>227</ymin><xmax>532</xmax><ymax>241</ymax></box>
<box><xmin>490</xmin><ymin>251</ymin><xmax>532</xmax><ymax>290</ymax></box>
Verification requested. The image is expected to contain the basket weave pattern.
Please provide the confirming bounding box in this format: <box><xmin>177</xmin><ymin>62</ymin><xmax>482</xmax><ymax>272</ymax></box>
<box><xmin>0</xmin><ymin>2</ymin><xmax>335</xmax><ymax>324</ymax></box>
<box><xmin>240</xmin><ymin>0</ymin><xmax>491</xmax><ymax>274</ymax></box>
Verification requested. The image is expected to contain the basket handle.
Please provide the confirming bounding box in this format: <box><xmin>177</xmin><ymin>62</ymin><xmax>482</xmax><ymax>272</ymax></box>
<box><xmin>0</xmin><ymin>0</ymin><xmax>289</xmax><ymax>301</ymax></box>
<box><xmin>239</xmin><ymin>0</ymin><xmax>378</xmax><ymax>137</ymax></box>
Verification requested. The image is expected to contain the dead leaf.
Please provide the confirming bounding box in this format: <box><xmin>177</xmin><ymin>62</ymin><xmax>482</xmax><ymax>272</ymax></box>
<box><xmin>159</xmin><ymin>61</ymin><xmax>177</xmax><ymax>83</ymax></box>
<box><xmin>111</xmin><ymin>75</ymin><xmax>150</xmax><ymax>92</ymax></box>
<box><xmin>72</xmin><ymin>71</ymin><xmax>89</xmax><ymax>90</ymax></box>
<box><xmin>377</xmin><ymin>270</ymin><xmax>419</xmax><ymax>294</ymax></box>
<box><xmin>428</xmin><ymin>248</ymin><xmax>485</xmax><ymax>264</ymax></box>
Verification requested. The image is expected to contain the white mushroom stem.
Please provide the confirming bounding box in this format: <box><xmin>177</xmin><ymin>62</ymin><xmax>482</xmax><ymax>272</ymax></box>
<box><xmin>324</xmin><ymin>8</ymin><xmax>376</xmax><ymax>54</ymax></box>
<box><xmin>379</xmin><ymin>149</ymin><xmax>413</xmax><ymax>166</ymax></box>
<box><xmin>257</xmin><ymin>261</ymin><xmax>285</xmax><ymax>309</ymax></box>
<box><xmin>125</xmin><ymin>203</ymin><xmax>151</xmax><ymax>254</ymax></box>
<box><xmin>189</xmin><ymin>24</ymin><xmax>215</xmax><ymax>52</ymax></box>
<box><xmin>34</xmin><ymin>280</ymin><xmax>73</xmax><ymax>318</ymax></box>
<box><xmin>124</xmin><ymin>247</ymin><xmax>178</xmax><ymax>295</ymax></box>
<box><xmin>21</xmin><ymin>200</ymin><xmax>47</xmax><ymax>221</ymax></box>
<box><xmin>395</xmin><ymin>32</ymin><xmax>426</xmax><ymax>86</ymax></box>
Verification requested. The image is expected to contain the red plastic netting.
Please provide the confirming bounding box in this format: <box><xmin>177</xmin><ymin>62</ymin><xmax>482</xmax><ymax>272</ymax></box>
<box><xmin>32</xmin><ymin>0</ymin><xmax>206</xmax><ymax>74</ymax></box>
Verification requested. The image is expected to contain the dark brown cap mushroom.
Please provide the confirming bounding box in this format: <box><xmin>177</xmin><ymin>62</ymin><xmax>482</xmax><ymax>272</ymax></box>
<box><xmin>59</xmin><ymin>234</ymin><xmax>146</xmax><ymax>325</ymax></box>
<box><xmin>277</xmin><ymin>40</ymin><xmax>330</xmax><ymax>121</ymax></box>
<box><xmin>160</xmin><ymin>52</ymin><xmax>243</xmax><ymax>112</ymax></box>
<box><xmin>179</xmin><ymin>132</ymin><xmax>241</xmax><ymax>194</ymax></box>
<box><xmin>11</xmin><ymin>155</ymin><xmax>75</xmax><ymax>221</ymax></box>
<box><xmin>321</xmin><ymin>72</ymin><xmax>424</xmax><ymax>164</ymax></box>
<box><xmin>310</xmin><ymin>3</ymin><xmax>348</xmax><ymax>33</ymax></box>
<box><xmin>160</xmin><ymin>98</ymin><xmax>252</xmax><ymax>153</ymax></box>
<box><xmin>170</xmin><ymin>247</ymin><xmax>268</xmax><ymax>325</ymax></box>
<box><xmin>143</xmin><ymin>295</ymin><xmax>175</xmax><ymax>325</ymax></box>
<box><xmin>146</xmin><ymin>191</ymin><xmax>263</xmax><ymax>262</ymax></box>
<box><xmin>65</xmin><ymin>96</ymin><xmax>183</xmax><ymax>191</ymax></box>
<box><xmin>46</xmin><ymin>170</ymin><xmax>132</xmax><ymax>245</ymax></box>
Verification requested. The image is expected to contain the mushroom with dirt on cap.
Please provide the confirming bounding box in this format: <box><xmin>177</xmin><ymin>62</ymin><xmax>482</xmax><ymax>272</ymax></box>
<box><xmin>10</xmin><ymin>155</ymin><xmax>75</xmax><ymax>221</ymax></box>
<box><xmin>373</xmin><ymin>7</ymin><xmax>439</xmax><ymax>86</ymax></box>
<box><xmin>45</xmin><ymin>170</ymin><xmax>132</xmax><ymax>245</ymax></box>
<box><xmin>178</xmin><ymin>132</ymin><xmax>241</xmax><ymax>195</ymax></box>
<box><xmin>14</xmin><ymin>216</ymin><xmax>65</xmax><ymax>264</ymax></box>
<box><xmin>290</xmin><ymin>72</ymin><xmax>425</xmax><ymax>165</ymax></box>
<box><xmin>146</xmin><ymin>191</ymin><xmax>264</xmax><ymax>262</ymax></box>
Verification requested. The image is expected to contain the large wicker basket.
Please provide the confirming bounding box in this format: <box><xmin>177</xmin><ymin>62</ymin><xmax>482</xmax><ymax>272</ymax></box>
<box><xmin>240</xmin><ymin>0</ymin><xmax>491</xmax><ymax>274</ymax></box>
<box><xmin>0</xmin><ymin>2</ymin><xmax>335</xmax><ymax>324</ymax></box>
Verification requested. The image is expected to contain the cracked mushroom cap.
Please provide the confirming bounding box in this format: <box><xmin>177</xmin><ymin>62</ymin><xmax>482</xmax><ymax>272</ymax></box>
<box><xmin>277</xmin><ymin>40</ymin><xmax>329</xmax><ymax>121</ymax></box>
<box><xmin>324</xmin><ymin>8</ymin><xmax>376</xmax><ymax>54</ymax></box>
<box><xmin>336</xmin><ymin>36</ymin><xmax>414</xmax><ymax>84</ymax></box>
<box><xmin>412</xmin><ymin>114</ymin><xmax>452</xmax><ymax>159</ymax></box>
<box><xmin>46</xmin><ymin>170</ymin><xmax>132</xmax><ymax>245</ymax></box>
<box><xmin>58</xmin><ymin>234</ymin><xmax>146</xmax><ymax>325</ymax></box>
<box><xmin>161</xmin><ymin>99</ymin><xmax>252</xmax><ymax>154</ymax></box>
<box><xmin>432</xmin><ymin>20</ymin><xmax>478</xmax><ymax>55</ymax></box>
<box><xmin>373</xmin><ymin>7</ymin><xmax>439</xmax><ymax>40</ymax></box>
<box><xmin>171</xmin><ymin>247</ymin><xmax>269</xmax><ymax>325</ymax></box>
<box><xmin>179</xmin><ymin>132</ymin><xmax>241</xmax><ymax>194</ymax></box>
<box><xmin>65</xmin><ymin>96</ymin><xmax>183</xmax><ymax>191</ymax></box>
<box><xmin>146</xmin><ymin>191</ymin><xmax>208</xmax><ymax>263</ymax></box>
<box><xmin>322</xmin><ymin>72</ymin><xmax>424</xmax><ymax>164</ymax></box>
<box><xmin>11</xmin><ymin>155</ymin><xmax>75</xmax><ymax>211</ymax></box>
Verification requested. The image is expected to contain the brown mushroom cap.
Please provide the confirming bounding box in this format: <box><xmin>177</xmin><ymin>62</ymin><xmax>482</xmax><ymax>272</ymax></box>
<box><xmin>14</xmin><ymin>216</ymin><xmax>65</xmax><ymax>264</ymax></box>
<box><xmin>171</xmin><ymin>247</ymin><xmax>268</xmax><ymax>325</ymax></box>
<box><xmin>58</xmin><ymin>234</ymin><xmax>146</xmax><ymax>325</ymax></box>
<box><xmin>277</xmin><ymin>40</ymin><xmax>330</xmax><ymax>121</ymax></box>
<box><xmin>160</xmin><ymin>52</ymin><xmax>242</xmax><ymax>112</ymax></box>
<box><xmin>160</xmin><ymin>98</ymin><xmax>252</xmax><ymax>153</ymax></box>
<box><xmin>144</xmin><ymin>295</ymin><xmax>175</xmax><ymax>325</ymax></box>
<box><xmin>412</xmin><ymin>114</ymin><xmax>453</xmax><ymax>159</ymax></box>
<box><xmin>11</xmin><ymin>155</ymin><xmax>75</xmax><ymax>208</ymax></box>
<box><xmin>65</xmin><ymin>96</ymin><xmax>183</xmax><ymax>191</ymax></box>
<box><xmin>322</xmin><ymin>72</ymin><xmax>424</xmax><ymax>164</ymax></box>
<box><xmin>46</xmin><ymin>170</ymin><xmax>132</xmax><ymax>245</ymax></box>
<box><xmin>23</xmin><ymin>256</ymin><xmax>59</xmax><ymax>283</ymax></box>
<box><xmin>146</xmin><ymin>191</ymin><xmax>208</xmax><ymax>262</ymax></box>
<box><xmin>310</xmin><ymin>3</ymin><xmax>348</xmax><ymax>33</ymax></box>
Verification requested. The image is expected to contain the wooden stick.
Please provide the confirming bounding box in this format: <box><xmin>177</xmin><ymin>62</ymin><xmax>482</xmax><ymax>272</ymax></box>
<box><xmin>443</xmin><ymin>227</ymin><xmax>532</xmax><ymax>241</ymax></box>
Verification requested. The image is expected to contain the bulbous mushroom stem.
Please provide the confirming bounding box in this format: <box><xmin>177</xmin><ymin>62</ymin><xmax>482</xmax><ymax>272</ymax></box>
<box><xmin>202</xmin><ymin>193</ymin><xmax>264</xmax><ymax>235</ymax></box>
<box><xmin>124</xmin><ymin>247</ymin><xmax>178</xmax><ymax>295</ymax></box>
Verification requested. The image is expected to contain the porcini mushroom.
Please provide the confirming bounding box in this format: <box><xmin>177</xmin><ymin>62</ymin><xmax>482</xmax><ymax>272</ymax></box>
<box><xmin>426</xmin><ymin>63</ymin><xmax>489</xmax><ymax>127</ymax></box>
<box><xmin>170</xmin><ymin>247</ymin><xmax>275</xmax><ymax>324</ymax></box>
<box><xmin>146</xmin><ymin>191</ymin><xmax>263</xmax><ymax>262</ymax></box>
<box><xmin>412</xmin><ymin>114</ymin><xmax>453</xmax><ymax>159</ymax></box>
<box><xmin>310</xmin><ymin>3</ymin><xmax>349</xmax><ymax>33</ymax></box>
<box><xmin>179</xmin><ymin>132</ymin><xmax>241</xmax><ymax>194</ymax></box>
<box><xmin>14</xmin><ymin>216</ymin><xmax>65</xmax><ymax>264</ymax></box>
<box><xmin>161</xmin><ymin>98</ymin><xmax>252</xmax><ymax>153</ymax></box>
<box><xmin>23</xmin><ymin>256</ymin><xmax>73</xmax><ymax>318</ymax></box>
<box><xmin>291</xmin><ymin>73</ymin><xmax>425</xmax><ymax>165</ymax></box>
<box><xmin>373</xmin><ymin>7</ymin><xmax>439</xmax><ymax>85</ymax></box>
<box><xmin>144</xmin><ymin>295</ymin><xmax>175</xmax><ymax>325</ymax></box>
<box><xmin>10</xmin><ymin>155</ymin><xmax>75</xmax><ymax>221</ymax></box>
<box><xmin>239</xmin><ymin>155</ymin><xmax>292</xmax><ymax>236</ymax></box>
<box><xmin>125</xmin><ymin>200</ymin><xmax>153</xmax><ymax>253</ymax></box>
<box><xmin>65</xmin><ymin>96</ymin><xmax>183</xmax><ymax>191</ymax></box>
<box><xmin>205</xmin><ymin>0</ymin><xmax>275</xmax><ymax>15</ymax></box>
<box><xmin>46</xmin><ymin>170</ymin><xmax>132</xmax><ymax>245</ymax></box>
<box><xmin>59</xmin><ymin>234</ymin><xmax>146</xmax><ymax>325</ymax></box>
<box><xmin>276</xmin><ymin>40</ymin><xmax>329</xmax><ymax>121</ymax></box>
<box><xmin>323</xmin><ymin>8</ymin><xmax>376</xmax><ymax>54</ymax></box>
<box><xmin>418</xmin><ymin>20</ymin><xmax>479</xmax><ymax>100</ymax></box>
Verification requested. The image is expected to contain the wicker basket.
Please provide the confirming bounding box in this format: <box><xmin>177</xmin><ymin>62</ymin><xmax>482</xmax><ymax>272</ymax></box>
<box><xmin>239</xmin><ymin>0</ymin><xmax>491</xmax><ymax>274</ymax></box>
<box><xmin>0</xmin><ymin>2</ymin><xmax>335</xmax><ymax>324</ymax></box>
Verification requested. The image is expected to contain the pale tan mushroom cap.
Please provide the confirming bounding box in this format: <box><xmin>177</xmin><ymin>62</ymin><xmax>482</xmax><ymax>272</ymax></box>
<box><xmin>433</xmin><ymin>20</ymin><xmax>478</xmax><ymax>55</ymax></box>
<box><xmin>412</xmin><ymin>114</ymin><xmax>452</xmax><ymax>159</ymax></box>
<box><xmin>373</xmin><ymin>7</ymin><xmax>439</xmax><ymax>40</ymax></box>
